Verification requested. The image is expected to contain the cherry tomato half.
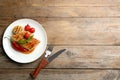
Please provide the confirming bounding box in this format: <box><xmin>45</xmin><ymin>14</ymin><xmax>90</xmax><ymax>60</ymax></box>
<box><xmin>29</xmin><ymin>28</ymin><xmax>35</xmax><ymax>33</ymax></box>
<box><xmin>24</xmin><ymin>32</ymin><xmax>30</xmax><ymax>39</ymax></box>
<box><xmin>25</xmin><ymin>24</ymin><xmax>31</xmax><ymax>31</ymax></box>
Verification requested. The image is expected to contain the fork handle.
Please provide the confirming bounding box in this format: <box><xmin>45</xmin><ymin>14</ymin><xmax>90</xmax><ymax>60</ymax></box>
<box><xmin>30</xmin><ymin>58</ymin><xmax>48</xmax><ymax>78</ymax></box>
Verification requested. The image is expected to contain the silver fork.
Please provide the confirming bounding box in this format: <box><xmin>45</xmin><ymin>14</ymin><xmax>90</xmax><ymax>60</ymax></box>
<box><xmin>45</xmin><ymin>46</ymin><xmax>54</xmax><ymax>57</ymax></box>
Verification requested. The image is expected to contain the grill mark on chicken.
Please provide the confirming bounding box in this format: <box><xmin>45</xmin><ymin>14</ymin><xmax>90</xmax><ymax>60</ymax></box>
<box><xmin>13</xmin><ymin>26</ymin><xmax>23</xmax><ymax>34</ymax></box>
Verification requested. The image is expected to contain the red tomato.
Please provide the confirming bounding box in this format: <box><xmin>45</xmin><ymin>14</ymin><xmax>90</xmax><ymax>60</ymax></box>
<box><xmin>24</xmin><ymin>32</ymin><xmax>30</xmax><ymax>39</ymax></box>
<box><xmin>25</xmin><ymin>24</ymin><xmax>31</xmax><ymax>31</ymax></box>
<box><xmin>29</xmin><ymin>28</ymin><xmax>35</xmax><ymax>33</ymax></box>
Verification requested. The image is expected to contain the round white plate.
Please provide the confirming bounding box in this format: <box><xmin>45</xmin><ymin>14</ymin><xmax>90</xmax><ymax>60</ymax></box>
<box><xmin>2</xmin><ymin>19</ymin><xmax>47</xmax><ymax>63</ymax></box>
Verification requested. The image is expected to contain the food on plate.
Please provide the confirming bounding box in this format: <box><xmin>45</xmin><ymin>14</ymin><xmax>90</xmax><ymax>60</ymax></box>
<box><xmin>25</xmin><ymin>24</ymin><xmax>35</xmax><ymax>33</ymax></box>
<box><xmin>29</xmin><ymin>27</ymin><xmax>35</xmax><ymax>33</ymax></box>
<box><xmin>12</xmin><ymin>25</ymin><xmax>23</xmax><ymax>34</ymax></box>
<box><xmin>24</xmin><ymin>32</ymin><xmax>31</xmax><ymax>39</ymax></box>
<box><xmin>11</xmin><ymin>24</ymin><xmax>40</xmax><ymax>54</ymax></box>
<box><xmin>25</xmin><ymin>24</ymin><xmax>31</xmax><ymax>31</ymax></box>
<box><xmin>20</xmin><ymin>38</ymin><xmax>40</xmax><ymax>51</ymax></box>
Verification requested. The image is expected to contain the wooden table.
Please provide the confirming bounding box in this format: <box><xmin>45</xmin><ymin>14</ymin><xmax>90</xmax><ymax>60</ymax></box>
<box><xmin>1</xmin><ymin>0</ymin><xmax>120</xmax><ymax>80</ymax></box>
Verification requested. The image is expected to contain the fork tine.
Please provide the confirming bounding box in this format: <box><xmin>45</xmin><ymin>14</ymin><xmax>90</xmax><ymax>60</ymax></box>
<box><xmin>44</xmin><ymin>46</ymin><xmax>54</xmax><ymax>58</ymax></box>
<box><xmin>47</xmin><ymin>46</ymin><xmax>54</xmax><ymax>52</ymax></box>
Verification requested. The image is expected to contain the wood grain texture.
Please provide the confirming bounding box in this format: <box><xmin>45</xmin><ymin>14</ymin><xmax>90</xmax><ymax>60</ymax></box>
<box><xmin>1</xmin><ymin>46</ymin><xmax>120</xmax><ymax>68</ymax></box>
<box><xmin>1</xmin><ymin>18</ymin><xmax>120</xmax><ymax>45</ymax></box>
<box><xmin>1</xmin><ymin>0</ymin><xmax>120</xmax><ymax>80</ymax></box>
<box><xmin>0</xmin><ymin>0</ymin><xmax>120</xmax><ymax>7</ymax></box>
<box><xmin>0</xmin><ymin>69</ymin><xmax>120</xmax><ymax>80</ymax></box>
<box><xmin>1</xmin><ymin>6</ymin><xmax>120</xmax><ymax>18</ymax></box>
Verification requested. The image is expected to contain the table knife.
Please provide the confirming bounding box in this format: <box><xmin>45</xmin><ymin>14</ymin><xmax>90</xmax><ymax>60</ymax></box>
<box><xmin>30</xmin><ymin>48</ymin><xmax>66</xmax><ymax>78</ymax></box>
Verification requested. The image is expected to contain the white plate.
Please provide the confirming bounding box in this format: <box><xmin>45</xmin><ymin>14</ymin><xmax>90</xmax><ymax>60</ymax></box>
<box><xmin>2</xmin><ymin>19</ymin><xmax>47</xmax><ymax>63</ymax></box>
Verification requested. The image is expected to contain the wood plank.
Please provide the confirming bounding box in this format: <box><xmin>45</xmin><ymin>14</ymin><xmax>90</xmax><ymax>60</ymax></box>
<box><xmin>2</xmin><ymin>17</ymin><xmax>120</xmax><ymax>31</ymax></box>
<box><xmin>0</xmin><ymin>0</ymin><xmax>120</xmax><ymax>7</ymax></box>
<box><xmin>1</xmin><ymin>18</ymin><xmax>120</xmax><ymax>45</ymax></box>
<box><xmin>1</xmin><ymin>6</ymin><xmax>120</xmax><ymax>18</ymax></box>
<box><xmin>1</xmin><ymin>46</ymin><xmax>120</xmax><ymax>68</ymax></box>
<box><xmin>0</xmin><ymin>69</ymin><xmax>120</xmax><ymax>80</ymax></box>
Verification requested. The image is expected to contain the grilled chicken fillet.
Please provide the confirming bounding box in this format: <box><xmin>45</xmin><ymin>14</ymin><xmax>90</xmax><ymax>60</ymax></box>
<box><xmin>20</xmin><ymin>38</ymin><xmax>40</xmax><ymax>51</ymax></box>
<box><xmin>11</xmin><ymin>31</ymin><xmax>40</xmax><ymax>53</ymax></box>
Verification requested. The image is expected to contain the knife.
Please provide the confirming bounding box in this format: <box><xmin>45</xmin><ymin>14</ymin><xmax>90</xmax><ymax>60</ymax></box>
<box><xmin>30</xmin><ymin>48</ymin><xmax>66</xmax><ymax>78</ymax></box>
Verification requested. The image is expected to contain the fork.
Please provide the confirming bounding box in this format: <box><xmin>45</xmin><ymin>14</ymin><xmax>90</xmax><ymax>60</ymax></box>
<box><xmin>30</xmin><ymin>45</ymin><xmax>54</xmax><ymax>78</ymax></box>
<box><xmin>45</xmin><ymin>46</ymin><xmax>54</xmax><ymax>57</ymax></box>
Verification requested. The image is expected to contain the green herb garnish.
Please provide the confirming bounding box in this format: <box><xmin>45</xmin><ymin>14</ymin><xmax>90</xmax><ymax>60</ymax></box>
<box><xmin>26</xmin><ymin>35</ymin><xmax>33</xmax><ymax>43</ymax></box>
<box><xmin>17</xmin><ymin>35</ymin><xmax>33</xmax><ymax>44</ymax></box>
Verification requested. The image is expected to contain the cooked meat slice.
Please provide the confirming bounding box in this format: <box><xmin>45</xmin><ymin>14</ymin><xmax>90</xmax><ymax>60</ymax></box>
<box><xmin>20</xmin><ymin>38</ymin><xmax>40</xmax><ymax>51</ymax></box>
<box><xmin>12</xmin><ymin>26</ymin><xmax>23</xmax><ymax>34</ymax></box>
<box><xmin>11</xmin><ymin>32</ymin><xmax>25</xmax><ymax>42</ymax></box>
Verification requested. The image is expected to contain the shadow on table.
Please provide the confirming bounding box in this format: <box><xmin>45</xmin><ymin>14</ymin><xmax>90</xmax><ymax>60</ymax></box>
<box><xmin>26</xmin><ymin>76</ymin><xmax>35</xmax><ymax>80</ymax></box>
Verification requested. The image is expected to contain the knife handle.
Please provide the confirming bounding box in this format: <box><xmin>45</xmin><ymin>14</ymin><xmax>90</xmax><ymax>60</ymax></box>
<box><xmin>30</xmin><ymin>58</ymin><xmax>48</xmax><ymax>78</ymax></box>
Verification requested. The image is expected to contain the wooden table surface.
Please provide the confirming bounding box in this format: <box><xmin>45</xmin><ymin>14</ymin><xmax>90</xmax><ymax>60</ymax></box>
<box><xmin>1</xmin><ymin>0</ymin><xmax>120</xmax><ymax>80</ymax></box>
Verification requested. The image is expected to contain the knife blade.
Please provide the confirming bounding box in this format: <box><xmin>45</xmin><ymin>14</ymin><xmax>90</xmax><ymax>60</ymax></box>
<box><xmin>30</xmin><ymin>49</ymin><xmax>66</xmax><ymax>78</ymax></box>
<box><xmin>47</xmin><ymin>49</ymin><xmax>66</xmax><ymax>62</ymax></box>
